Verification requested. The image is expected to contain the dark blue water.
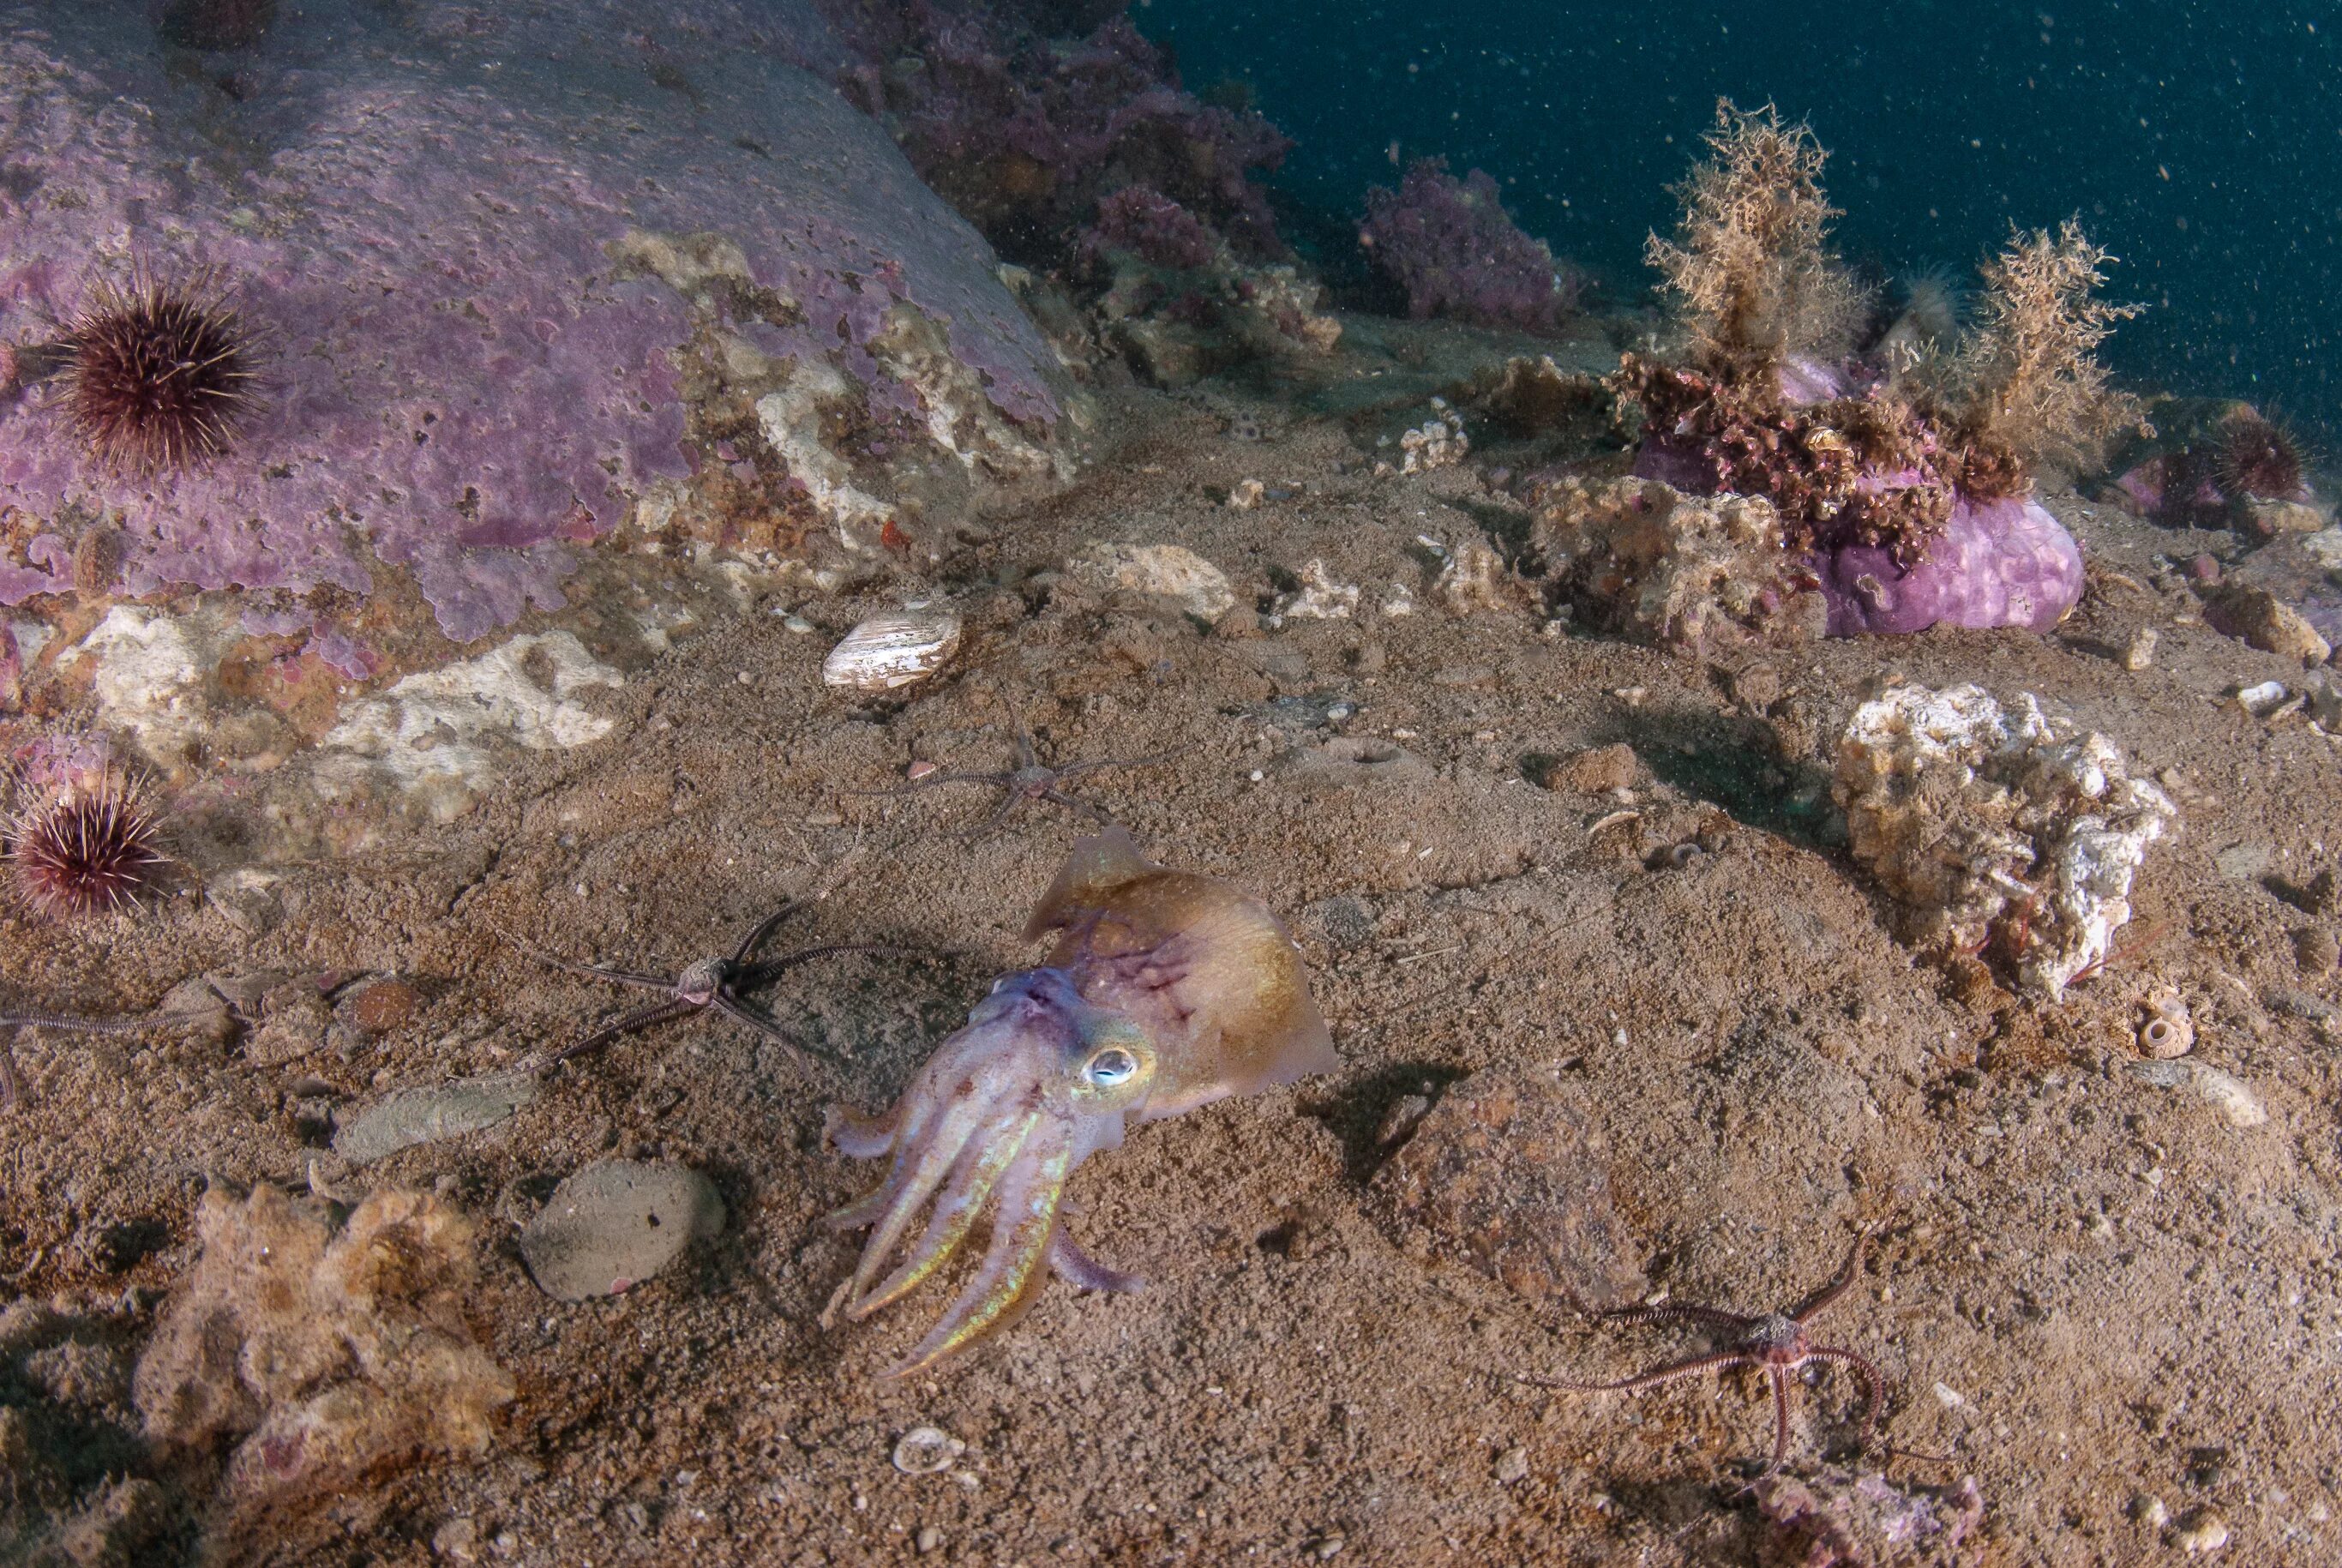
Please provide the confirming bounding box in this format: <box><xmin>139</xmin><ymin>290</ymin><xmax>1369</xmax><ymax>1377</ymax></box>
<box><xmin>1138</xmin><ymin>0</ymin><xmax>2340</xmax><ymax>442</ymax></box>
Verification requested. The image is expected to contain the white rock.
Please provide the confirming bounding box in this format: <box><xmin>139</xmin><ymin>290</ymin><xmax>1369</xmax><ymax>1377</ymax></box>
<box><xmin>331</xmin><ymin>1073</ymin><xmax>537</xmax><ymax>1166</ymax></box>
<box><xmin>1835</xmin><ymin>683</ymin><xmax>2177</xmax><ymax>996</ymax></box>
<box><xmin>2189</xmin><ymin>1064</ymin><xmax>2268</xmax><ymax>1128</ymax></box>
<box><xmin>315</xmin><ymin>632</ymin><xmax>624</xmax><ymax>821</ymax></box>
<box><xmin>2237</xmin><ymin>679</ymin><xmax>2290</xmax><ymax>716</ymax></box>
<box><xmin>1398</xmin><ymin>411</ymin><xmax>1468</xmax><ymax>475</ymax></box>
<box><xmin>1276</xmin><ymin>560</ymin><xmax>1360</xmax><ymax>622</ymax></box>
<box><xmin>1066</xmin><ymin>542</ymin><xmax>1236</xmax><ymax>621</ymax></box>
<box><xmin>820</xmin><ymin>610</ymin><xmax>962</xmax><ymax>691</ymax></box>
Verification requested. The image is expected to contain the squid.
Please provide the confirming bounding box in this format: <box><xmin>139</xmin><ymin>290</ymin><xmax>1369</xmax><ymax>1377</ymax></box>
<box><xmin>821</xmin><ymin>827</ymin><xmax>1336</xmax><ymax>1377</ymax></box>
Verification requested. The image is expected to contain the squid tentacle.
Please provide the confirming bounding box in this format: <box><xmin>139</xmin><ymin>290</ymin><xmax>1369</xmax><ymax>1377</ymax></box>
<box><xmin>848</xmin><ymin>1108</ymin><xmax>1042</xmax><ymax>1321</ymax></box>
<box><xmin>1048</xmin><ymin>1230</ymin><xmax>1145</xmax><ymax>1295</ymax></box>
<box><xmin>884</xmin><ymin>1120</ymin><xmax>1075</xmax><ymax>1379</ymax></box>
<box><xmin>830</xmin><ymin>1090</ymin><xmax>990</xmax><ymax>1313</ymax></box>
<box><xmin>825</xmin><ymin>1103</ymin><xmax>900</xmax><ymax>1159</ymax></box>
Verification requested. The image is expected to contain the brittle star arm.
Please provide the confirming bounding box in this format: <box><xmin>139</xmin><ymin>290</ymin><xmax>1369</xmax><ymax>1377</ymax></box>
<box><xmin>1808</xmin><ymin>1348</ymin><xmax>1888</xmax><ymax>1446</ymax></box>
<box><xmin>543</xmin><ymin>999</ymin><xmax>700</xmax><ymax>1066</ymax></box>
<box><xmin>499</xmin><ymin>928</ymin><xmax>678</xmax><ymax>994</ymax></box>
<box><xmin>1602</xmin><ymin>1301</ymin><xmax>1756</xmax><ymax>1333</ymax></box>
<box><xmin>0</xmin><ymin>1013</ymin><xmax>153</xmax><ymax>1107</ymax></box>
<box><xmin>1516</xmin><ymin>1349</ymin><xmax>1756</xmax><ymax>1395</ymax></box>
<box><xmin>1793</xmin><ymin>1227</ymin><xmax>1873</xmax><ymax>1322</ymax></box>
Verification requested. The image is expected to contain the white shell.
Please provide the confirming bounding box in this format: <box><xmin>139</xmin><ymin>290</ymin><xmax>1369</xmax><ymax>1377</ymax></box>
<box><xmin>820</xmin><ymin>610</ymin><xmax>961</xmax><ymax>691</ymax></box>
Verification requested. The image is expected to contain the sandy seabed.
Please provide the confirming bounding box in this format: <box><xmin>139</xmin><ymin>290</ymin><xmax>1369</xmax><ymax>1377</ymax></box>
<box><xmin>3</xmin><ymin>320</ymin><xmax>2339</xmax><ymax>1566</ymax></box>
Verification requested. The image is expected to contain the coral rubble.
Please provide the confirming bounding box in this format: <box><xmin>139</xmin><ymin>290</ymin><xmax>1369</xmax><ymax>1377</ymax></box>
<box><xmin>133</xmin><ymin>1183</ymin><xmax>513</xmax><ymax>1499</ymax></box>
<box><xmin>1528</xmin><ymin>475</ymin><xmax>1826</xmax><ymax>653</ymax></box>
<box><xmin>1831</xmin><ymin>683</ymin><xmax>2177</xmax><ymax>996</ymax></box>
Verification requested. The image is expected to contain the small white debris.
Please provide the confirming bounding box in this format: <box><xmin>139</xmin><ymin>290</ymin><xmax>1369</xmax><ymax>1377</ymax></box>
<box><xmin>1379</xmin><ymin>582</ymin><xmax>1417</xmax><ymax>617</ymax></box>
<box><xmin>1066</xmin><ymin>542</ymin><xmax>1237</xmax><ymax>621</ymax></box>
<box><xmin>891</xmin><ymin>1427</ymin><xmax>964</xmax><ymax>1475</ymax></box>
<box><xmin>2175</xmin><ymin>1511</ymin><xmax>2231</xmax><ymax>1553</ymax></box>
<box><xmin>1398</xmin><ymin>407</ymin><xmax>1469</xmax><ymax>475</ymax></box>
<box><xmin>2123</xmin><ymin>627</ymin><xmax>2159</xmax><ymax>671</ymax></box>
<box><xmin>2189</xmin><ymin>1064</ymin><xmax>2268</xmax><ymax>1128</ymax></box>
<box><xmin>1276</xmin><ymin>560</ymin><xmax>1360</xmax><ymax>622</ymax></box>
<box><xmin>1494</xmin><ymin>1446</ymin><xmax>1529</xmax><ymax>1484</ymax></box>
<box><xmin>821</xmin><ymin>610</ymin><xmax>962</xmax><ymax>692</ymax></box>
<box><xmin>1933</xmin><ymin>1380</ymin><xmax>1967</xmax><ymax>1409</ymax></box>
<box><xmin>2237</xmin><ymin>679</ymin><xmax>2289</xmax><ymax>716</ymax></box>
<box><xmin>1228</xmin><ymin>478</ymin><xmax>1266</xmax><ymax>510</ymax></box>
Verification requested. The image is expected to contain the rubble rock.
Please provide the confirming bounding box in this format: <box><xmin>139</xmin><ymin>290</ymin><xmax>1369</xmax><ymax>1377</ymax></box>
<box><xmin>1833</xmin><ymin>683</ymin><xmax>2177</xmax><ymax>996</ymax></box>
<box><xmin>1370</xmin><ymin>1069</ymin><xmax>1648</xmax><ymax>1313</ymax></box>
<box><xmin>133</xmin><ymin>1184</ymin><xmax>513</xmax><ymax>1497</ymax></box>
<box><xmin>519</xmin><ymin>1160</ymin><xmax>727</xmax><ymax>1301</ymax></box>
<box><xmin>1755</xmin><ymin>1468</ymin><xmax>1985</xmax><ymax>1567</ymax></box>
<box><xmin>1530</xmin><ymin>476</ymin><xmax>1826</xmax><ymax>653</ymax></box>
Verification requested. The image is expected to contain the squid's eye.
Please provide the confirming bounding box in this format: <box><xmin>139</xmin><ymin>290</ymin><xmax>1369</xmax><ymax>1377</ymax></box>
<box><xmin>1084</xmin><ymin>1047</ymin><xmax>1139</xmax><ymax>1087</ymax></box>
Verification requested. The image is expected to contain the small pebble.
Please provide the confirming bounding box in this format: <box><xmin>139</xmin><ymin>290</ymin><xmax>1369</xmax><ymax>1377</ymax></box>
<box><xmin>1494</xmin><ymin>1446</ymin><xmax>1529</xmax><ymax>1484</ymax></box>
<box><xmin>2132</xmin><ymin>1494</ymin><xmax>2171</xmax><ymax>1527</ymax></box>
<box><xmin>1308</xmin><ymin>1534</ymin><xmax>1344</xmax><ymax>1560</ymax></box>
<box><xmin>892</xmin><ymin>1426</ymin><xmax>964</xmax><ymax>1475</ymax></box>
<box><xmin>2175</xmin><ymin>1511</ymin><xmax>2230</xmax><ymax>1553</ymax></box>
<box><xmin>2123</xmin><ymin>627</ymin><xmax>2159</xmax><ymax>671</ymax></box>
<box><xmin>916</xmin><ymin>1526</ymin><xmax>944</xmax><ymax>1554</ymax></box>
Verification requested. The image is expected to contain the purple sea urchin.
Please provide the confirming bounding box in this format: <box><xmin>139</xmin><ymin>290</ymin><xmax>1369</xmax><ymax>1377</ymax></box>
<box><xmin>5</xmin><ymin>765</ymin><xmax>166</xmax><ymax>918</ymax></box>
<box><xmin>2215</xmin><ymin>410</ymin><xmax>2305</xmax><ymax>502</ymax></box>
<box><xmin>54</xmin><ymin>269</ymin><xmax>258</xmax><ymax>472</ymax></box>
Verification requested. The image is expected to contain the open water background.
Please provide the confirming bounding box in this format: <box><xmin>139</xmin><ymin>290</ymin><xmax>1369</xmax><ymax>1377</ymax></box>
<box><xmin>1140</xmin><ymin>0</ymin><xmax>2339</xmax><ymax>442</ymax></box>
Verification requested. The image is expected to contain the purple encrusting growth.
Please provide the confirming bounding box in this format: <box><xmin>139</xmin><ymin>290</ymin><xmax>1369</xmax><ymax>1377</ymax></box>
<box><xmin>1816</xmin><ymin>495</ymin><xmax>2084</xmax><ymax>637</ymax></box>
<box><xmin>0</xmin><ymin>1</ymin><xmax>1060</xmax><ymax>644</ymax></box>
<box><xmin>1360</xmin><ymin>159</ymin><xmax>1580</xmax><ymax>336</ymax></box>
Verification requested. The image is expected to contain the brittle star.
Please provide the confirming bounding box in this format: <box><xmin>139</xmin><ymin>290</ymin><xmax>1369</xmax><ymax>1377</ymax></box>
<box><xmin>1516</xmin><ymin>1227</ymin><xmax>1886</xmax><ymax>1477</ymax></box>
<box><xmin>0</xmin><ymin>1011</ymin><xmax>152</xmax><ymax>1107</ymax></box>
<box><xmin>512</xmin><ymin>900</ymin><xmax>910</xmax><ymax>1073</ymax></box>
<box><xmin>848</xmin><ymin>712</ymin><xmax>1169</xmax><ymax>838</ymax></box>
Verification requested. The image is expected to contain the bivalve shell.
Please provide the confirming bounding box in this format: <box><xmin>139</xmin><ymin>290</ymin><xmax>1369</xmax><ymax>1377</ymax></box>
<box><xmin>821</xmin><ymin>610</ymin><xmax>961</xmax><ymax>692</ymax></box>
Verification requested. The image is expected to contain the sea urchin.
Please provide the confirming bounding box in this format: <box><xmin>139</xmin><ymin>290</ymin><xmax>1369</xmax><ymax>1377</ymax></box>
<box><xmin>2216</xmin><ymin>410</ymin><xmax>2305</xmax><ymax>502</ymax></box>
<box><xmin>55</xmin><ymin>269</ymin><xmax>258</xmax><ymax>472</ymax></box>
<box><xmin>5</xmin><ymin>767</ymin><xmax>166</xmax><ymax>919</ymax></box>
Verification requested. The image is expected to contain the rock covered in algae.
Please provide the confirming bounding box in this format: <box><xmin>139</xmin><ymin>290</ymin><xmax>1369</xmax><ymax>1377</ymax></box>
<box><xmin>1831</xmin><ymin>682</ymin><xmax>2177</xmax><ymax>996</ymax></box>
<box><xmin>1529</xmin><ymin>475</ymin><xmax>1827</xmax><ymax>653</ymax></box>
<box><xmin>132</xmin><ymin>1183</ymin><xmax>513</xmax><ymax>1497</ymax></box>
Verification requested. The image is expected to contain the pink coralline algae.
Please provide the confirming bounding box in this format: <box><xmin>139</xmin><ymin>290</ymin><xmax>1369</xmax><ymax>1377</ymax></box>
<box><xmin>819</xmin><ymin>2</ymin><xmax>1291</xmax><ymax>263</ymax></box>
<box><xmin>1078</xmin><ymin>187</ymin><xmax>1221</xmax><ymax>273</ymax></box>
<box><xmin>1814</xmin><ymin>493</ymin><xmax>2084</xmax><ymax>637</ymax></box>
<box><xmin>0</xmin><ymin>0</ymin><xmax>1061</xmax><ymax>644</ymax></box>
<box><xmin>1360</xmin><ymin>159</ymin><xmax>1580</xmax><ymax>335</ymax></box>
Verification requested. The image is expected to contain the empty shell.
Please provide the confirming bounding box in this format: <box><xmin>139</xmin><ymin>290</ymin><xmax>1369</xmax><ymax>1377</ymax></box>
<box><xmin>820</xmin><ymin>610</ymin><xmax>961</xmax><ymax>692</ymax></box>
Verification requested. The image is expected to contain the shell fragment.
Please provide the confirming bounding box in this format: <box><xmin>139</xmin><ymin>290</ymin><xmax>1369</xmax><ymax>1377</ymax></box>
<box><xmin>821</xmin><ymin>610</ymin><xmax>962</xmax><ymax>692</ymax></box>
